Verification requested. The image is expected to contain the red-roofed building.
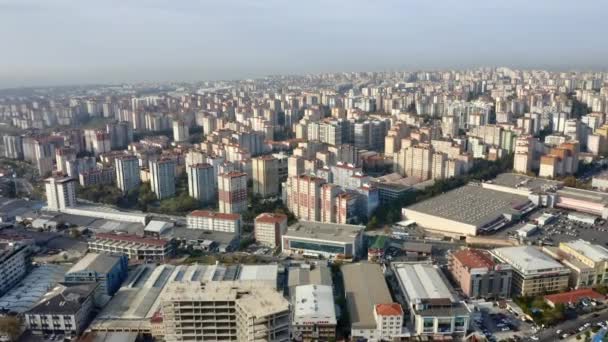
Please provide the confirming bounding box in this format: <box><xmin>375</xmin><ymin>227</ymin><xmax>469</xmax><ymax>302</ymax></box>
<box><xmin>254</xmin><ymin>213</ymin><xmax>287</xmax><ymax>248</ymax></box>
<box><xmin>88</xmin><ymin>233</ymin><xmax>173</xmax><ymax>262</ymax></box>
<box><xmin>449</xmin><ymin>248</ymin><xmax>513</xmax><ymax>299</ymax></box>
<box><xmin>544</xmin><ymin>288</ymin><xmax>605</xmax><ymax>308</ymax></box>
<box><xmin>373</xmin><ymin>303</ymin><xmax>404</xmax><ymax>339</ymax></box>
<box><xmin>186</xmin><ymin>210</ymin><xmax>242</xmax><ymax>236</ymax></box>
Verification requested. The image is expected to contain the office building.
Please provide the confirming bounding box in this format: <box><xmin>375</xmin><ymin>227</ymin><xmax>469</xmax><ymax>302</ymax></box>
<box><xmin>161</xmin><ymin>281</ymin><xmax>290</xmax><ymax>342</ymax></box>
<box><xmin>292</xmin><ymin>284</ymin><xmax>336</xmax><ymax>341</ymax></box>
<box><xmin>149</xmin><ymin>158</ymin><xmax>176</xmax><ymax>200</ymax></box>
<box><xmin>449</xmin><ymin>248</ymin><xmax>512</xmax><ymax>299</ymax></box>
<box><xmin>45</xmin><ymin>176</ymin><xmax>77</xmax><ymax>211</ymax></box>
<box><xmin>218</xmin><ymin>171</ymin><xmax>248</xmax><ymax>214</ymax></box>
<box><xmin>392</xmin><ymin>262</ymin><xmax>471</xmax><ymax>336</ymax></box>
<box><xmin>64</xmin><ymin>253</ymin><xmax>128</xmax><ymax>297</ymax></box>
<box><xmin>281</xmin><ymin>221</ymin><xmax>364</xmax><ymax>259</ymax></box>
<box><xmin>254</xmin><ymin>213</ymin><xmax>288</xmax><ymax>248</ymax></box>
<box><xmin>0</xmin><ymin>243</ymin><xmax>30</xmax><ymax>296</ymax></box>
<box><xmin>252</xmin><ymin>155</ymin><xmax>279</xmax><ymax>197</ymax></box>
<box><xmin>545</xmin><ymin>239</ymin><xmax>608</xmax><ymax>289</ymax></box>
<box><xmin>25</xmin><ymin>283</ymin><xmax>97</xmax><ymax>337</ymax></box>
<box><xmin>88</xmin><ymin>233</ymin><xmax>173</xmax><ymax>262</ymax></box>
<box><xmin>115</xmin><ymin>155</ymin><xmax>141</xmax><ymax>193</ymax></box>
<box><xmin>186</xmin><ymin>210</ymin><xmax>242</xmax><ymax>236</ymax></box>
<box><xmin>187</xmin><ymin>163</ymin><xmax>215</xmax><ymax>203</ymax></box>
<box><xmin>491</xmin><ymin>246</ymin><xmax>570</xmax><ymax>296</ymax></box>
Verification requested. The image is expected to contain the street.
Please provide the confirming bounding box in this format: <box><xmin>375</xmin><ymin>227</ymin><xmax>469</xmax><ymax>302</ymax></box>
<box><xmin>530</xmin><ymin>308</ymin><xmax>608</xmax><ymax>342</ymax></box>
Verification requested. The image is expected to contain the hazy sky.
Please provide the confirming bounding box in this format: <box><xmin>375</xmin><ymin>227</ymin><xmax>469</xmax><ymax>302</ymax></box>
<box><xmin>1</xmin><ymin>0</ymin><xmax>607</xmax><ymax>88</ymax></box>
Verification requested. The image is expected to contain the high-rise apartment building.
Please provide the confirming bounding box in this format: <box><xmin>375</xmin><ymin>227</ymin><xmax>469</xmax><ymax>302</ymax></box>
<box><xmin>115</xmin><ymin>155</ymin><xmax>141</xmax><ymax>193</ymax></box>
<box><xmin>252</xmin><ymin>155</ymin><xmax>279</xmax><ymax>197</ymax></box>
<box><xmin>187</xmin><ymin>163</ymin><xmax>215</xmax><ymax>203</ymax></box>
<box><xmin>286</xmin><ymin>175</ymin><xmax>326</xmax><ymax>221</ymax></box>
<box><xmin>45</xmin><ymin>176</ymin><xmax>77</xmax><ymax>211</ymax></box>
<box><xmin>218</xmin><ymin>172</ymin><xmax>248</xmax><ymax>214</ymax></box>
<box><xmin>2</xmin><ymin>135</ymin><xmax>23</xmax><ymax>159</ymax></box>
<box><xmin>149</xmin><ymin>158</ymin><xmax>177</xmax><ymax>200</ymax></box>
<box><xmin>172</xmin><ymin>120</ymin><xmax>189</xmax><ymax>142</ymax></box>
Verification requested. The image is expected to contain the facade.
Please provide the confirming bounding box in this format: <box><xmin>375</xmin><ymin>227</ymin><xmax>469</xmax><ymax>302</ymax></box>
<box><xmin>45</xmin><ymin>176</ymin><xmax>77</xmax><ymax>211</ymax></box>
<box><xmin>115</xmin><ymin>155</ymin><xmax>141</xmax><ymax>193</ymax></box>
<box><xmin>282</xmin><ymin>221</ymin><xmax>364</xmax><ymax>259</ymax></box>
<box><xmin>549</xmin><ymin>240</ymin><xmax>608</xmax><ymax>289</ymax></box>
<box><xmin>252</xmin><ymin>155</ymin><xmax>279</xmax><ymax>197</ymax></box>
<box><xmin>2</xmin><ymin>135</ymin><xmax>23</xmax><ymax>159</ymax></box>
<box><xmin>254</xmin><ymin>213</ymin><xmax>288</xmax><ymax>248</ymax></box>
<box><xmin>64</xmin><ymin>253</ymin><xmax>128</xmax><ymax>297</ymax></box>
<box><xmin>79</xmin><ymin>167</ymin><xmax>115</xmax><ymax>187</ymax></box>
<box><xmin>88</xmin><ymin>233</ymin><xmax>173</xmax><ymax>262</ymax></box>
<box><xmin>186</xmin><ymin>210</ymin><xmax>242</xmax><ymax>236</ymax></box>
<box><xmin>491</xmin><ymin>246</ymin><xmax>570</xmax><ymax>296</ymax></box>
<box><xmin>292</xmin><ymin>284</ymin><xmax>336</xmax><ymax>342</ymax></box>
<box><xmin>187</xmin><ymin>163</ymin><xmax>215</xmax><ymax>203</ymax></box>
<box><xmin>218</xmin><ymin>171</ymin><xmax>248</xmax><ymax>214</ymax></box>
<box><xmin>161</xmin><ymin>281</ymin><xmax>290</xmax><ymax>342</ymax></box>
<box><xmin>286</xmin><ymin>175</ymin><xmax>326</xmax><ymax>222</ymax></box>
<box><xmin>0</xmin><ymin>243</ymin><xmax>30</xmax><ymax>296</ymax></box>
<box><xmin>449</xmin><ymin>248</ymin><xmax>512</xmax><ymax>299</ymax></box>
<box><xmin>149</xmin><ymin>158</ymin><xmax>177</xmax><ymax>200</ymax></box>
<box><xmin>25</xmin><ymin>284</ymin><xmax>97</xmax><ymax>337</ymax></box>
<box><xmin>392</xmin><ymin>262</ymin><xmax>471</xmax><ymax>337</ymax></box>
<box><xmin>172</xmin><ymin>120</ymin><xmax>189</xmax><ymax>142</ymax></box>
<box><xmin>373</xmin><ymin>304</ymin><xmax>404</xmax><ymax>341</ymax></box>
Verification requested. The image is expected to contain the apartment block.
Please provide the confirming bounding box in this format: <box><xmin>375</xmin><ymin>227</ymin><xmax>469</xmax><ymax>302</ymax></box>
<box><xmin>187</xmin><ymin>210</ymin><xmax>242</xmax><ymax>236</ymax></box>
<box><xmin>254</xmin><ymin>213</ymin><xmax>287</xmax><ymax>248</ymax></box>
<box><xmin>218</xmin><ymin>172</ymin><xmax>248</xmax><ymax>214</ymax></box>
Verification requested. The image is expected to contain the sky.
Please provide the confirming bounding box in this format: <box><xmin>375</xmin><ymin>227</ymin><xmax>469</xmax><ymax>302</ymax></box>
<box><xmin>1</xmin><ymin>0</ymin><xmax>607</xmax><ymax>88</ymax></box>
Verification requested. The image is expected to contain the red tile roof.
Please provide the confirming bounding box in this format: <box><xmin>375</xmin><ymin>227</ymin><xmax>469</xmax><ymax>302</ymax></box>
<box><xmin>452</xmin><ymin>249</ymin><xmax>496</xmax><ymax>269</ymax></box>
<box><xmin>544</xmin><ymin>288</ymin><xmax>604</xmax><ymax>305</ymax></box>
<box><xmin>255</xmin><ymin>213</ymin><xmax>287</xmax><ymax>224</ymax></box>
<box><xmin>375</xmin><ymin>303</ymin><xmax>403</xmax><ymax>316</ymax></box>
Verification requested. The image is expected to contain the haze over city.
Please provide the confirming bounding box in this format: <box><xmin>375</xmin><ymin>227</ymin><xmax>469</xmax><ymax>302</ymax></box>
<box><xmin>1</xmin><ymin>0</ymin><xmax>608</xmax><ymax>88</ymax></box>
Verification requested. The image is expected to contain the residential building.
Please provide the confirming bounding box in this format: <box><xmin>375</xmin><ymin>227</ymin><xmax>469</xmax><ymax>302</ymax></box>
<box><xmin>187</xmin><ymin>163</ymin><xmax>215</xmax><ymax>203</ymax></box>
<box><xmin>172</xmin><ymin>120</ymin><xmax>189</xmax><ymax>142</ymax></box>
<box><xmin>149</xmin><ymin>158</ymin><xmax>176</xmax><ymax>200</ymax></box>
<box><xmin>286</xmin><ymin>175</ymin><xmax>326</xmax><ymax>221</ymax></box>
<box><xmin>218</xmin><ymin>171</ymin><xmax>248</xmax><ymax>214</ymax></box>
<box><xmin>491</xmin><ymin>246</ymin><xmax>570</xmax><ymax>296</ymax></box>
<box><xmin>449</xmin><ymin>248</ymin><xmax>512</xmax><ymax>299</ymax></box>
<box><xmin>79</xmin><ymin>167</ymin><xmax>115</xmax><ymax>187</ymax></box>
<box><xmin>252</xmin><ymin>155</ymin><xmax>279</xmax><ymax>197</ymax></box>
<box><xmin>45</xmin><ymin>176</ymin><xmax>77</xmax><ymax>211</ymax></box>
<box><xmin>186</xmin><ymin>210</ymin><xmax>242</xmax><ymax>236</ymax></box>
<box><xmin>115</xmin><ymin>155</ymin><xmax>141</xmax><ymax>193</ymax></box>
<box><xmin>392</xmin><ymin>262</ymin><xmax>471</xmax><ymax>336</ymax></box>
<box><xmin>88</xmin><ymin>233</ymin><xmax>173</xmax><ymax>262</ymax></box>
<box><xmin>2</xmin><ymin>135</ymin><xmax>23</xmax><ymax>159</ymax></box>
<box><xmin>254</xmin><ymin>213</ymin><xmax>288</xmax><ymax>248</ymax></box>
<box><xmin>64</xmin><ymin>253</ymin><xmax>128</xmax><ymax>297</ymax></box>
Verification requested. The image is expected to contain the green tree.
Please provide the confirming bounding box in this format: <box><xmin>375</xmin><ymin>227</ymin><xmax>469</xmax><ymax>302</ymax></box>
<box><xmin>0</xmin><ymin>316</ymin><xmax>22</xmax><ymax>341</ymax></box>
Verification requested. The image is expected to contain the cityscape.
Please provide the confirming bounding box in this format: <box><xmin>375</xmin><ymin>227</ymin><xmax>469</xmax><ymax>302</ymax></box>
<box><xmin>2</xmin><ymin>2</ymin><xmax>608</xmax><ymax>342</ymax></box>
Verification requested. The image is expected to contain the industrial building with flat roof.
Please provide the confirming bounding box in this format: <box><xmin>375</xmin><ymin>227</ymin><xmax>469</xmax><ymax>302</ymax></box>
<box><xmin>292</xmin><ymin>284</ymin><xmax>337</xmax><ymax>341</ymax></box>
<box><xmin>402</xmin><ymin>184</ymin><xmax>535</xmax><ymax>237</ymax></box>
<box><xmin>491</xmin><ymin>246</ymin><xmax>570</xmax><ymax>296</ymax></box>
<box><xmin>342</xmin><ymin>263</ymin><xmax>403</xmax><ymax>341</ymax></box>
<box><xmin>392</xmin><ymin>262</ymin><xmax>471</xmax><ymax>336</ymax></box>
<box><xmin>88</xmin><ymin>233</ymin><xmax>173</xmax><ymax>262</ymax></box>
<box><xmin>282</xmin><ymin>221</ymin><xmax>364</xmax><ymax>259</ymax></box>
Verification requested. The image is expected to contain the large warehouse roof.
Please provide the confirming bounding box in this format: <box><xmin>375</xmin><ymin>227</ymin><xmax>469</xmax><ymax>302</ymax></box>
<box><xmin>285</xmin><ymin>221</ymin><xmax>363</xmax><ymax>243</ymax></box>
<box><xmin>404</xmin><ymin>185</ymin><xmax>531</xmax><ymax>227</ymax></box>
<box><xmin>491</xmin><ymin>246</ymin><xmax>568</xmax><ymax>275</ymax></box>
<box><xmin>392</xmin><ymin>262</ymin><xmax>455</xmax><ymax>303</ymax></box>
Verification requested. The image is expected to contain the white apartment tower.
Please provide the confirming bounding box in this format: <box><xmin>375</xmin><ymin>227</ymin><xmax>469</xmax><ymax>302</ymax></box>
<box><xmin>115</xmin><ymin>155</ymin><xmax>141</xmax><ymax>193</ymax></box>
<box><xmin>149</xmin><ymin>158</ymin><xmax>177</xmax><ymax>200</ymax></box>
<box><xmin>187</xmin><ymin>163</ymin><xmax>216</xmax><ymax>203</ymax></box>
<box><xmin>45</xmin><ymin>176</ymin><xmax>77</xmax><ymax>211</ymax></box>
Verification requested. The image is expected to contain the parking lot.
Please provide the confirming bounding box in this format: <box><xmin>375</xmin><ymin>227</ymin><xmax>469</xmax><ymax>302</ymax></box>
<box><xmin>472</xmin><ymin>305</ymin><xmax>536</xmax><ymax>342</ymax></box>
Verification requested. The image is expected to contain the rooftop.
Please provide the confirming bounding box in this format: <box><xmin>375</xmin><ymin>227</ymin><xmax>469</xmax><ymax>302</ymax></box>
<box><xmin>557</xmin><ymin>187</ymin><xmax>608</xmax><ymax>205</ymax></box>
<box><xmin>342</xmin><ymin>263</ymin><xmax>393</xmax><ymax>330</ymax></box>
<box><xmin>561</xmin><ymin>239</ymin><xmax>608</xmax><ymax>263</ymax></box>
<box><xmin>287</xmin><ymin>264</ymin><xmax>332</xmax><ymax>289</ymax></box>
<box><xmin>94</xmin><ymin>233</ymin><xmax>169</xmax><ymax>247</ymax></box>
<box><xmin>0</xmin><ymin>264</ymin><xmax>66</xmax><ymax>313</ymax></box>
<box><xmin>188</xmin><ymin>210</ymin><xmax>241</xmax><ymax>221</ymax></box>
<box><xmin>67</xmin><ymin>253</ymin><xmax>123</xmax><ymax>275</ymax></box>
<box><xmin>393</xmin><ymin>262</ymin><xmax>455</xmax><ymax>303</ymax></box>
<box><xmin>293</xmin><ymin>284</ymin><xmax>336</xmax><ymax>323</ymax></box>
<box><xmin>404</xmin><ymin>184</ymin><xmax>532</xmax><ymax>227</ymax></box>
<box><xmin>491</xmin><ymin>246</ymin><xmax>568</xmax><ymax>274</ymax></box>
<box><xmin>375</xmin><ymin>303</ymin><xmax>403</xmax><ymax>316</ymax></box>
<box><xmin>487</xmin><ymin>173</ymin><xmax>563</xmax><ymax>193</ymax></box>
<box><xmin>451</xmin><ymin>249</ymin><xmax>497</xmax><ymax>270</ymax></box>
<box><xmin>27</xmin><ymin>283</ymin><xmax>97</xmax><ymax>315</ymax></box>
<box><xmin>284</xmin><ymin>221</ymin><xmax>364</xmax><ymax>243</ymax></box>
<box><xmin>544</xmin><ymin>288</ymin><xmax>604</xmax><ymax>305</ymax></box>
<box><xmin>255</xmin><ymin>212</ymin><xmax>288</xmax><ymax>224</ymax></box>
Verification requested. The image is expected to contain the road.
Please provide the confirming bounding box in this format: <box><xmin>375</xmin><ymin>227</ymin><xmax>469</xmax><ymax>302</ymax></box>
<box><xmin>529</xmin><ymin>308</ymin><xmax>608</xmax><ymax>342</ymax></box>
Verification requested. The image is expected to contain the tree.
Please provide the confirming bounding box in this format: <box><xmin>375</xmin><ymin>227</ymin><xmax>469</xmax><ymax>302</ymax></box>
<box><xmin>366</xmin><ymin>216</ymin><xmax>379</xmax><ymax>230</ymax></box>
<box><xmin>0</xmin><ymin>316</ymin><xmax>22</xmax><ymax>341</ymax></box>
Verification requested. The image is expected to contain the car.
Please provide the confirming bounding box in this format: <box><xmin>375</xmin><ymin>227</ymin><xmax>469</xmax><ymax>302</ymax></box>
<box><xmin>556</xmin><ymin>329</ymin><xmax>563</xmax><ymax>335</ymax></box>
<box><xmin>561</xmin><ymin>333</ymin><xmax>569</xmax><ymax>339</ymax></box>
<box><xmin>530</xmin><ymin>336</ymin><xmax>539</xmax><ymax>341</ymax></box>
<box><xmin>578</xmin><ymin>326</ymin><xmax>586</xmax><ymax>332</ymax></box>
<box><xmin>501</xmin><ymin>327</ymin><xmax>511</xmax><ymax>332</ymax></box>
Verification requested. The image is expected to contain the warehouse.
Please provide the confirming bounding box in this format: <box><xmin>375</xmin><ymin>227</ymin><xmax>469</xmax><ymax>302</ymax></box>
<box><xmin>281</xmin><ymin>221</ymin><xmax>364</xmax><ymax>259</ymax></box>
<box><xmin>402</xmin><ymin>185</ymin><xmax>535</xmax><ymax>238</ymax></box>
